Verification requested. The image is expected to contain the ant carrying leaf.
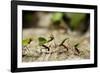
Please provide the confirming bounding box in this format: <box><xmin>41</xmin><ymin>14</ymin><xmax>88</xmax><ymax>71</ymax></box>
<box><xmin>74</xmin><ymin>43</ymin><xmax>80</xmax><ymax>54</ymax></box>
<box><xmin>59</xmin><ymin>38</ymin><xmax>69</xmax><ymax>51</ymax></box>
<box><xmin>38</xmin><ymin>37</ymin><xmax>50</xmax><ymax>51</ymax></box>
<box><xmin>38</xmin><ymin>37</ymin><xmax>48</xmax><ymax>46</ymax></box>
<box><xmin>47</xmin><ymin>34</ymin><xmax>54</xmax><ymax>42</ymax></box>
<box><xmin>22</xmin><ymin>38</ymin><xmax>32</xmax><ymax>47</ymax></box>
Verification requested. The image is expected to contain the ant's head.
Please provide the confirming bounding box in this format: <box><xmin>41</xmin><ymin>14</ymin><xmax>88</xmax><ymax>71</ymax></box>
<box><xmin>74</xmin><ymin>43</ymin><xmax>79</xmax><ymax>47</ymax></box>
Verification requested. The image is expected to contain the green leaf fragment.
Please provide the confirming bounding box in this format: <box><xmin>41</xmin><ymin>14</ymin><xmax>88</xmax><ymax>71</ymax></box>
<box><xmin>38</xmin><ymin>37</ymin><xmax>47</xmax><ymax>46</ymax></box>
<box><xmin>22</xmin><ymin>38</ymin><xmax>32</xmax><ymax>46</ymax></box>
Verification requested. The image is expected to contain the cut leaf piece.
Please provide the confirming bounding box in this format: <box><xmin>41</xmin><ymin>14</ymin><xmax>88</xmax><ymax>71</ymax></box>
<box><xmin>22</xmin><ymin>38</ymin><xmax>32</xmax><ymax>46</ymax></box>
<box><xmin>38</xmin><ymin>37</ymin><xmax>47</xmax><ymax>46</ymax></box>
